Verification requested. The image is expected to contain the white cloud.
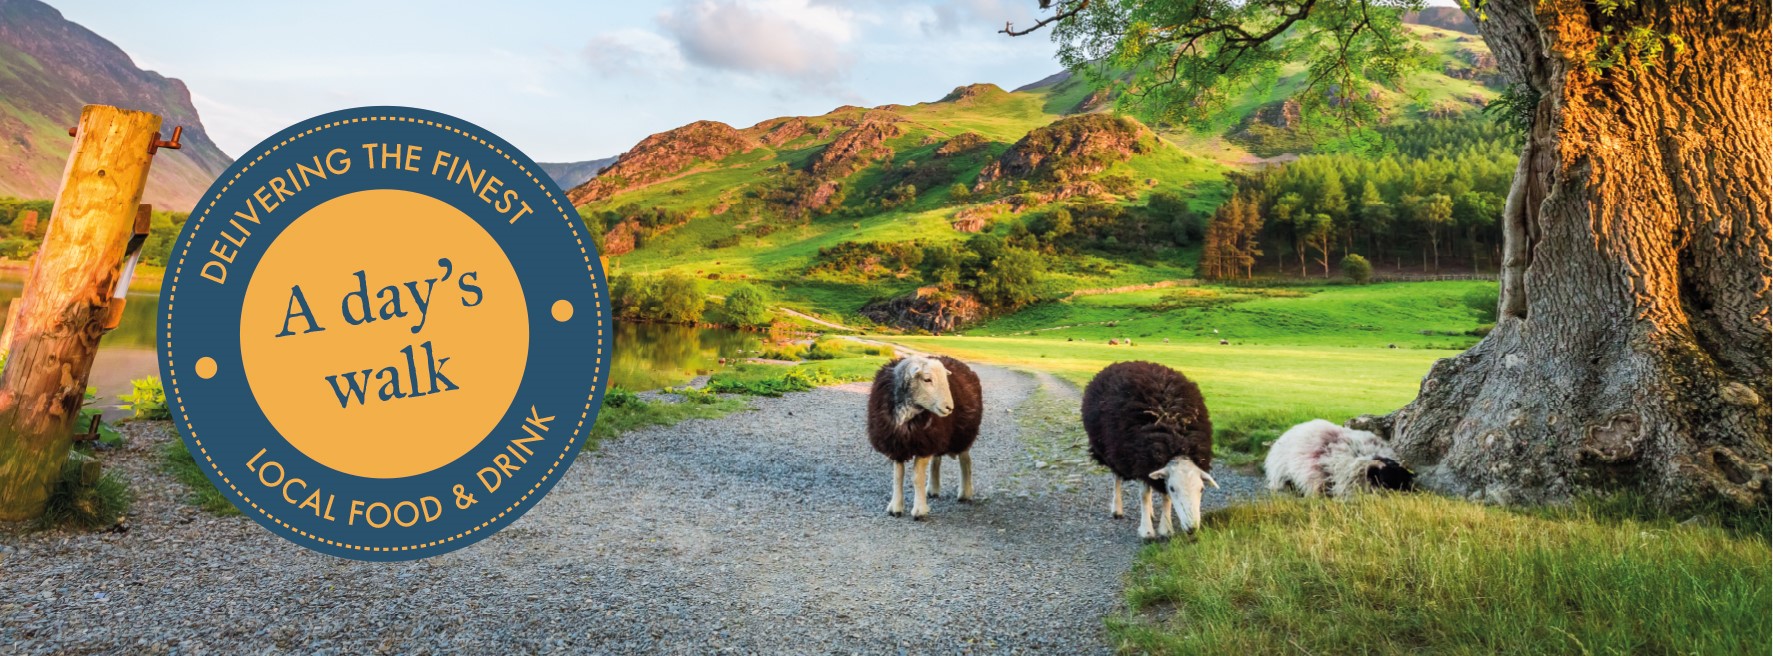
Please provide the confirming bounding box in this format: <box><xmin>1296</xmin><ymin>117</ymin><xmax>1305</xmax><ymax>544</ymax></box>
<box><xmin>583</xmin><ymin>28</ymin><xmax>687</xmax><ymax>77</ymax></box>
<box><xmin>656</xmin><ymin>0</ymin><xmax>859</xmax><ymax>85</ymax></box>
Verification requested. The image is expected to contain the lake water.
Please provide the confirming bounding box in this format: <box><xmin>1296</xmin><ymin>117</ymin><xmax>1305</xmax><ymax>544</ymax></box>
<box><xmin>0</xmin><ymin>272</ymin><xmax>768</xmax><ymax>416</ymax></box>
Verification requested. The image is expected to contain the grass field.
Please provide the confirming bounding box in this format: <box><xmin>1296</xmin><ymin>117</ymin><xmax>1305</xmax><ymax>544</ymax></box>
<box><xmin>1112</xmin><ymin>494</ymin><xmax>1772</xmax><ymax>655</ymax></box>
<box><xmin>886</xmin><ymin>335</ymin><xmax>1452</xmax><ymax>463</ymax></box>
<box><xmin>971</xmin><ymin>280</ymin><xmax>1494</xmax><ymax>350</ymax></box>
<box><xmin>885</xmin><ymin>282</ymin><xmax>1492</xmax><ymax>462</ymax></box>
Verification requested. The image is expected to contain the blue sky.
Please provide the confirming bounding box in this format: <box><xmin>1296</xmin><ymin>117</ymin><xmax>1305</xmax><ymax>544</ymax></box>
<box><xmin>50</xmin><ymin>0</ymin><xmax>1063</xmax><ymax>162</ymax></box>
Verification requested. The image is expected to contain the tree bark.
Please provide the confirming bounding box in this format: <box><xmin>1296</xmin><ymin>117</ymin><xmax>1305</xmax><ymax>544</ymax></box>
<box><xmin>0</xmin><ymin>105</ymin><xmax>159</xmax><ymax>520</ymax></box>
<box><xmin>1371</xmin><ymin>0</ymin><xmax>1771</xmax><ymax>511</ymax></box>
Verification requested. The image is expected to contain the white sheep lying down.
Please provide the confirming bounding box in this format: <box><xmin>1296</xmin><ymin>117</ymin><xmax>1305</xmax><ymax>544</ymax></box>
<box><xmin>1265</xmin><ymin>419</ymin><xmax>1415</xmax><ymax>497</ymax></box>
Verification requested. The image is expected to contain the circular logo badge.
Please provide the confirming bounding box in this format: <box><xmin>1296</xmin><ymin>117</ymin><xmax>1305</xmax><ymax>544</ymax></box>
<box><xmin>160</xmin><ymin>107</ymin><xmax>610</xmax><ymax>560</ymax></box>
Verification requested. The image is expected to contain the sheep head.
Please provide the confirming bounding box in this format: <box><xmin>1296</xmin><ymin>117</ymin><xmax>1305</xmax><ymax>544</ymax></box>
<box><xmin>893</xmin><ymin>355</ymin><xmax>955</xmax><ymax>425</ymax></box>
<box><xmin>1365</xmin><ymin>457</ymin><xmax>1416</xmax><ymax>492</ymax></box>
<box><xmin>1149</xmin><ymin>457</ymin><xmax>1218</xmax><ymax>535</ymax></box>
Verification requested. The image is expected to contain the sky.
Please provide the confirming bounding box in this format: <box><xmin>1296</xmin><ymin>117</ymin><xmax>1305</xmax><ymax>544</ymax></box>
<box><xmin>49</xmin><ymin>0</ymin><xmax>1063</xmax><ymax>162</ymax></box>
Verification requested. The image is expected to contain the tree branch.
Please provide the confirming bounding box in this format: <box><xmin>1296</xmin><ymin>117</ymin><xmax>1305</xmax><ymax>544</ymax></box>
<box><xmin>1002</xmin><ymin>0</ymin><xmax>1092</xmax><ymax>37</ymax></box>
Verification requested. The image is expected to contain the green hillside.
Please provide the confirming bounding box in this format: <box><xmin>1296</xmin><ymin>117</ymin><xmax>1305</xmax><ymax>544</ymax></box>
<box><xmin>573</xmin><ymin>22</ymin><xmax>1508</xmax><ymax>329</ymax></box>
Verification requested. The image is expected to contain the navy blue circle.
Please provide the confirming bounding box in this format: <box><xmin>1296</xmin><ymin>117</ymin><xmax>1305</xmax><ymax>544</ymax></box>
<box><xmin>158</xmin><ymin>107</ymin><xmax>611</xmax><ymax>561</ymax></box>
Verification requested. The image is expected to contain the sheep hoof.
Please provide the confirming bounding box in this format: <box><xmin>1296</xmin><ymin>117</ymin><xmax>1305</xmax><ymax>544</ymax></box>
<box><xmin>956</xmin><ymin>496</ymin><xmax>973</xmax><ymax>504</ymax></box>
<box><xmin>1111</xmin><ymin>511</ymin><xmax>1125</xmax><ymax>519</ymax></box>
<box><xmin>887</xmin><ymin>507</ymin><xmax>903</xmax><ymax>517</ymax></box>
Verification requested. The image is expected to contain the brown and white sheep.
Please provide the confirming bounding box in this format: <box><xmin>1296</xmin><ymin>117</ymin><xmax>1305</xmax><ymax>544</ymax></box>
<box><xmin>1082</xmin><ymin>361</ymin><xmax>1218</xmax><ymax>540</ymax></box>
<box><xmin>867</xmin><ymin>355</ymin><xmax>983</xmax><ymax>520</ymax></box>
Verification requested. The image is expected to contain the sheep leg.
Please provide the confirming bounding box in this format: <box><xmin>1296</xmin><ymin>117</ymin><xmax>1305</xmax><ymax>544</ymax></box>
<box><xmin>957</xmin><ymin>451</ymin><xmax>974</xmax><ymax>503</ymax></box>
<box><xmin>911</xmin><ymin>456</ymin><xmax>932</xmax><ymax>520</ymax></box>
<box><xmin>1111</xmin><ymin>479</ymin><xmax>1124</xmax><ymax>519</ymax></box>
<box><xmin>1138</xmin><ymin>487</ymin><xmax>1157</xmax><ymax>541</ymax></box>
<box><xmin>886</xmin><ymin>460</ymin><xmax>905</xmax><ymax>517</ymax></box>
<box><xmin>929</xmin><ymin>456</ymin><xmax>943</xmax><ymax>499</ymax></box>
<box><xmin>1156</xmin><ymin>492</ymin><xmax>1174</xmax><ymax>537</ymax></box>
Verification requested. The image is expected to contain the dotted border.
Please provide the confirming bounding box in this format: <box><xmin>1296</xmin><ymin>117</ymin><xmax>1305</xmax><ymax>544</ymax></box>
<box><xmin>165</xmin><ymin>114</ymin><xmax>606</xmax><ymax>554</ymax></box>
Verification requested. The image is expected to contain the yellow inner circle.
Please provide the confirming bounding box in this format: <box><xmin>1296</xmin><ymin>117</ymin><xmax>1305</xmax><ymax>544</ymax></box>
<box><xmin>239</xmin><ymin>189</ymin><xmax>529</xmax><ymax>479</ymax></box>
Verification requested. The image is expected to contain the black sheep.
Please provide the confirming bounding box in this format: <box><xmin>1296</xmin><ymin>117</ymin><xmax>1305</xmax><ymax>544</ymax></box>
<box><xmin>867</xmin><ymin>354</ymin><xmax>983</xmax><ymax>520</ymax></box>
<box><xmin>1082</xmin><ymin>361</ymin><xmax>1219</xmax><ymax>540</ymax></box>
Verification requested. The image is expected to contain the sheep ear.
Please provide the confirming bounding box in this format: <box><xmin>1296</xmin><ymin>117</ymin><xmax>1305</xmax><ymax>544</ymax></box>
<box><xmin>1148</xmin><ymin>468</ymin><xmax>1168</xmax><ymax>480</ymax></box>
<box><xmin>1201</xmin><ymin>471</ymin><xmax>1219</xmax><ymax>489</ymax></box>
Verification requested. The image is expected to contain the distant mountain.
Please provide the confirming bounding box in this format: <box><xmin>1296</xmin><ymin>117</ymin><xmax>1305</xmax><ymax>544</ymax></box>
<box><xmin>539</xmin><ymin>156</ymin><xmax>616</xmax><ymax>191</ymax></box>
<box><xmin>0</xmin><ymin>0</ymin><xmax>231</xmax><ymax>210</ymax></box>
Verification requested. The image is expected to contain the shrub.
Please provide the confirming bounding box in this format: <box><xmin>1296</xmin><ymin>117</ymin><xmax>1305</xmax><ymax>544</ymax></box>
<box><xmin>758</xmin><ymin>345</ymin><xmax>803</xmax><ymax>361</ymax></box>
<box><xmin>972</xmin><ymin>246</ymin><xmax>1044</xmax><ymax>310</ymax></box>
<box><xmin>721</xmin><ymin>284</ymin><xmax>774</xmax><ymax>328</ymax></box>
<box><xmin>604</xmin><ymin>385</ymin><xmax>638</xmax><ymax>408</ymax></box>
<box><xmin>119</xmin><ymin>377</ymin><xmax>170</xmax><ymax>420</ymax></box>
<box><xmin>667</xmin><ymin>385</ymin><xmax>722</xmax><ymax>404</ymax></box>
<box><xmin>611</xmin><ymin>271</ymin><xmax>706</xmax><ymax>323</ymax></box>
<box><xmin>1340</xmin><ymin>254</ymin><xmax>1374</xmax><ymax>284</ymax></box>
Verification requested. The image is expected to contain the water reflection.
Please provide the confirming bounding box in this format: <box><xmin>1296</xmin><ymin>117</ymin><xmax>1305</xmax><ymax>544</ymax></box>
<box><xmin>607</xmin><ymin>321</ymin><xmax>764</xmax><ymax>391</ymax></box>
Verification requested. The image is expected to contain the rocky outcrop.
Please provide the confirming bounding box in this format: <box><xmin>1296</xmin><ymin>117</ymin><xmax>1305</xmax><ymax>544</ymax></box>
<box><xmin>1402</xmin><ymin>7</ymin><xmax>1477</xmax><ymax>34</ymax></box>
<box><xmin>602</xmin><ymin>220</ymin><xmax>639</xmax><ymax>256</ymax></box>
<box><xmin>974</xmin><ymin>114</ymin><xmax>1155</xmax><ymax>190</ymax></box>
<box><xmin>569</xmin><ymin>120</ymin><xmax>758</xmax><ymax>204</ymax></box>
<box><xmin>1445</xmin><ymin>47</ymin><xmax>1503</xmax><ymax>86</ymax></box>
<box><xmin>803</xmin><ymin>179</ymin><xmax>843</xmax><ymax>212</ymax></box>
<box><xmin>1072</xmin><ymin>87</ymin><xmax>1114</xmax><ymax>114</ymax></box>
<box><xmin>1252</xmin><ymin>98</ymin><xmax>1304</xmax><ymax>129</ymax></box>
<box><xmin>861</xmin><ymin>287</ymin><xmax>985</xmax><ymax>334</ymax></box>
<box><xmin>938</xmin><ymin>83</ymin><xmax>1006</xmax><ymax>104</ymax></box>
<box><xmin>934</xmin><ymin>132</ymin><xmax>987</xmax><ymax>158</ymax></box>
<box><xmin>951</xmin><ymin>203</ymin><xmax>1005</xmax><ymax>232</ymax></box>
<box><xmin>0</xmin><ymin>0</ymin><xmax>233</xmax><ymax>210</ymax></box>
<box><xmin>752</xmin><ymin>117</ymin><xmax>811</xmax><ymax>146</ymax></box>
<box><xmin>809</xmin><ymin>117</ymin><xmax>902</xmax><ymax>178</ymax></box>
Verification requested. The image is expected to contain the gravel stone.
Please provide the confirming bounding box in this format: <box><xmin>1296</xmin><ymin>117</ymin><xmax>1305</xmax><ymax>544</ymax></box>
<box><xmin>0</xmin><ymin>365</ymin><xmax>1262</xmax><ymax>654</ymax></box>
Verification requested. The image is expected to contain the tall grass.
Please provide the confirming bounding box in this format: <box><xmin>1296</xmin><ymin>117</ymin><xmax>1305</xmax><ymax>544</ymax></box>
<box><xmin>35</xmin><ymin>453</ymin><xmax>133</xmax><ymax>530</ymax></box>
<box><xmin>1112</xmin><ymin>494</ymin><xmax>1773</xmax><ymax>655</ymax></box>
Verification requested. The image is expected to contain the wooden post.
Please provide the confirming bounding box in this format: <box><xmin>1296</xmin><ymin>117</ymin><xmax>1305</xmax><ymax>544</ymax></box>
<box><xmin>0</xmin><ymin>105</ymin><xmax>161</xmax><ymax>521</ymax></box>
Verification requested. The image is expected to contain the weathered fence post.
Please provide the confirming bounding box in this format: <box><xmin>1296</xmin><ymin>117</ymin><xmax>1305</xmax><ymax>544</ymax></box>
<box><xmin>0</xmin><ymin>105</ymin><xmax>163</xmax><ymax>520</ymax></box>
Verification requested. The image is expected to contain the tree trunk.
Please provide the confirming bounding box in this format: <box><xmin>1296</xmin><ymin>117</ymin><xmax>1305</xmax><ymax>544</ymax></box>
<box><xmin>1369</xmin><ymin>0</ymin><xmax>1771</xmax><ymax>511</ymax></box>
<box><xmin>0</xmin><ymin>106</ymin><xmax>159</xmax><ymax>520</ymax></box>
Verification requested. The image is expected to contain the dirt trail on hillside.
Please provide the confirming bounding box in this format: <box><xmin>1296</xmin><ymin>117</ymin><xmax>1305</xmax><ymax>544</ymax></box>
<box><xmin>1</xmin><ymin>365</ymin><xmax>1262</xmax><ymax>654</ymax></box>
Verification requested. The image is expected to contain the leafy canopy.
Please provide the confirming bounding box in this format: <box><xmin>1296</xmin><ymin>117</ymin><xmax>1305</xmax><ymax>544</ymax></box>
<box><xmin>1030</xmin><ymin>0</ymin><xmax>1429</xmax><ymax>126</ymax></box>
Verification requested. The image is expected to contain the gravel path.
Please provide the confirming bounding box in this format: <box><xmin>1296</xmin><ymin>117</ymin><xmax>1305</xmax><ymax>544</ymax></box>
<box><xmin>0</xmin><ymin>365</ymin><xmax>1263</xmax><ymax>654</ymax></box>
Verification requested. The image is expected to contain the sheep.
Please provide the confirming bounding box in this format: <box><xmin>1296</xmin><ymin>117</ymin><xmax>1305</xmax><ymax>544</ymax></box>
<box><xmin>867</xmin><ymin>354</ymin><xmax>983</xmax><ymax>520</ymax></box>
<box><xmin>1082</xmin><ymin>361</ymin><xmax>1219</xmax><ymax>540</ymax></box>
<box><xmin>1264</xmin><ymin>419</ymin><xmax>1415</xmax><ymax>497</ymax></box>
